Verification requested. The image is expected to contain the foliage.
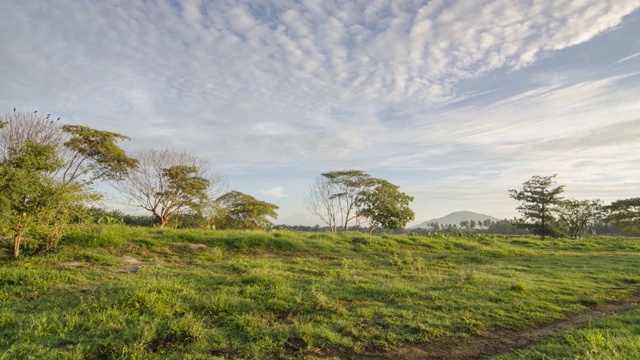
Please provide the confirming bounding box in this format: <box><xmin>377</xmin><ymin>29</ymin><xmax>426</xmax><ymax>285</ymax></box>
<box><xmin>0</xmin><ymin>142</ymin><xmax>63</xmax><ymax>256</ymax></box>
<box><xmin>555</xmin><ymin>199</ymin><xmax>604</xmax><ymax>240</ymax></box>
<box><xmin>113</xmin><ymin>148</ymin><xmax>226</xmax><ymax>228</ymax></box>
<box><xmin>61</xmin><ymin>125</ymin><xmax>137</xmax><ymax>182</ymax></box>
<box><xmin>305</xmin><ymin>170</ymin><xmax>390</xmax><ymax>232</ymax></box>
<box><xmin>358</xmin><ymin>179</ymin><xmax>415</xmax><ymax>234</ymax></box>
<box><xmin>213</xmin><ymin>191</ymin><xmax>279</xmax><ymax>230</ymax></box>
<box><xmin>605</xmin><ymin>197</ymin><xmax>640</xmax><ymax>233</ymax></box>
<box><xmin>509</xmin><ymin>175</ymin><xmax>565</xmax><ymax>240</ymax></box>
<box><xmin>0</xmin><ymin>141</ymin><xmax>98</xmax><ymax>256</ymax></box>
<box><xmin>0</xmin><ymin>110</ymin><xmax>133</xmax><ymax>256</ymax></box>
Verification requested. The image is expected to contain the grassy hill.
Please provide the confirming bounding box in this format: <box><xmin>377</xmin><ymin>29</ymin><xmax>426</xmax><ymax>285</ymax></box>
<box><xmin>1</xmin><ymin>226</ymin><xmax>639</xmax><ymax>359</ymax></box>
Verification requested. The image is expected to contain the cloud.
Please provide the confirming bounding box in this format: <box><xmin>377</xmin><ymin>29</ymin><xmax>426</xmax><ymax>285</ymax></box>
<box><xmin>0</xmin><ymin>1</ymin><xmax>639</xmax><ymax>224</ymax></box>
<box><xmin>262</xmin><ymin>186</ymin><xmax>289</xmax><ymax>198</ymax></box>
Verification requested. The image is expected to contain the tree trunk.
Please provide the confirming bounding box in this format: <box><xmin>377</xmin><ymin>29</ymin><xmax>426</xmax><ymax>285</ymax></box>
<box><xmin>541</xmin><ymin>203</ymin><xmax>546</xmax><ymax>240</ymax></box>
<box><xmin>13</xmin><ymin>231</ymin><xmax>22</xmax><ymax>258</ymax></box>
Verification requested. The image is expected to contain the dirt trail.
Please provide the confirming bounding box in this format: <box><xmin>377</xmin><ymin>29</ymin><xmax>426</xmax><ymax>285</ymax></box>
<box><xmin>361</xmin><ymin>295</ymin><xmax>640</xmax><ymax>360</ymax></box>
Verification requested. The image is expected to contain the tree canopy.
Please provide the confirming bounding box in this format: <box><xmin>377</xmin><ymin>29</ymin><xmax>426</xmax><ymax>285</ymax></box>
<box><xmin>62</xmin><ymin>124</ymin><xmax>138</xmax><ymax>182</ymax></box>
<box><xmin>305</xmin><ymin>170</ymin><xmax>377</xmax><ymax>232</ymax></box>
<box><xmin>358</xmin><ymin>179</ymin><xmax>415</xmax><ymax>234</ymax></box>
<box><xmin>213</xmin><ymin>191</ymin><xmax>279</xmax><ymax>230</ymax></box>
<box><xmin>306</xmin><ymin>170</ymin><xmax>415</xmax><ymax>234</ymax></box>
<box><xmin>605</xmin><ymin>198</ymin><xmax>640</xmax><ymax>233</ymax></box>
<box><xmin>113</xmin><ymin>148</ymin><xmax>226</xmax><ymax>228</ymax></box>
<box><xmin>0</xmin><ymin>110</ymin><xmax>133</xmax><ymax>256</ymax></box>
<box><xmin>509</xmin><ymin>174</ymin><xmax>564</xmax><ymax>240</ymax></box>
<box><xmin>556</xmin><ymin>199</ymin><xmax>603</xmax><ymax>240</ymax></box>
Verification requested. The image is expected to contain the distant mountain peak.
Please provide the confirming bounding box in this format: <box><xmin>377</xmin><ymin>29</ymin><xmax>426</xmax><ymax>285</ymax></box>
<box><xmin>409</xmin><ymin>211</ymin><xmax>499</xmax><ymax>229</ymax></box>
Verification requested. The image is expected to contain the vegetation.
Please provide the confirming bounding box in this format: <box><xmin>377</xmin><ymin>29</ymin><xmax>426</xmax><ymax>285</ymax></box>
<box><xmin>1</xmin><ymin>228</ymin><xmax>639</xmax><ymax>359</ymax></box>
<box><xmin>555</xmin><ymin>199</ymin><xmax>604</xmax><ymax>240</ymax></box>
<box><xmin>358</xmin><ymin>179</ymin><xmax>415</xmax><ymax>234</ymax></box>
<box><xmin>495</xmin><ymin>305</ymin><xmax>640</xmax><ymax>359</ymax></box>
<box><xmin>214</xmin><ymin>191</ymin><xmax>279</xmax><ymax>230</ymax></box>
<box><xmin>605</xmin><ymin>197</ymin><xmax>640</xmax><ymax>233</ymax></box>
<box><xmin>509</xmin><ymin>175</ymin><xmax>565</xmax><ymax>240</ymax></box>
<box><xmin>305</xmin><ymin>170</ymin><xmax>377</xmax><ymax>232</ymax></box>
<box><xmin>0</xmin><ymin>110</ymin><xmax>134</xmax><ymax>257</ymax></box>
<box><xmin>305</xmin><ymin>170</ymin><xmax>413</xmax><ymax>233</ymax></box>
<box><xmin>113</xmin><ymin>148</ymin><xmax>227</xmax><ymax>228</ymax></box>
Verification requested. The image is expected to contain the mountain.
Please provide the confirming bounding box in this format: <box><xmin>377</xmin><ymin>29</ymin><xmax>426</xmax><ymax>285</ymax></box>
<box><xmin>409</xmin><ymin>211</ymin><xmax>500</xmax><ymax>229</ymax></box>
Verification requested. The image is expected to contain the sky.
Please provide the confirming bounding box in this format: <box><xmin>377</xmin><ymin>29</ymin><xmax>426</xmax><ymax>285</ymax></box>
<box><xmin>1</xmin><ymin>0</ymin><xmax>639</xmax><ymax>226</ymax></box>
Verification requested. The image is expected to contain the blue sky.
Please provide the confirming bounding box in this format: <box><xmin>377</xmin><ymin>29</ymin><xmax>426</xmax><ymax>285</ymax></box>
<box><xmin>1</xmin><ymin>0</ymin><xmax>639</xmax><ymax>225</ymax></box>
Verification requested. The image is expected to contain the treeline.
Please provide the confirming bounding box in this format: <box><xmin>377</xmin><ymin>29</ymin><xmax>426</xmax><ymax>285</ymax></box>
<box><xmin>509</xmin><ymin>175</ymin><xmax>640</xmax><ymax>239</ymax></box>
<box><xmin>0</xmin><ymin>110</ymin><xmax>280</xmax><ymax>257</ymax></box>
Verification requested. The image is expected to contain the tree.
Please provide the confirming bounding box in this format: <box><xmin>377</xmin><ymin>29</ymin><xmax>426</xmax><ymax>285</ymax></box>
<box><xmin>0</xmin><ymin>110</ymin><xmax>134</xmax><ymax>256</ymax></box>
<box><xmin>605</xmin><ymin>198</ymin><xmax>640</xmax><ymax>233</ymax></box>
<box><xmin>61</xmin><ymin>125</ymin><xmax>138</xmax><ymax>182</ymax></box>
<box><xmin>358</xmin><ymin>179</ymin><xmax>414</xmax><ymax>234</ymax></box>
<box><xmin>509</xmin><ymin>174</ymin><xmax>564</xmax><ymax>240</ymax></box>
<box><xmin>556</xmin><ymin>199</ymin><xmax>604</xmax><ymax>240</ymax></box>
<box><xmin>0</xmin><ymin>110</ymin><xmax>137</xmax><ymax>185</ymax></box>
<box><xmin>305</xmin><ymin>170</ymin><xmax>376</xmax><ymax>232</ymax></box>
<box><xmin>0</xmin><ymin>142</ymin><xmax>62</xmax><ymax>256</ymax></box>
<box><xmin>113</xmin><ymin>148</ymin><xmax>226</xmax><ymax>228</ymax></box>
<box><xmin>304</xmin><ymin>175</ymin><xmax>339</xmax><ymax>233</ymax></box>
<box><xmin>213</xmin><ymin>191</ymin><xmax>278</xmax><ymax>230</ymax></box>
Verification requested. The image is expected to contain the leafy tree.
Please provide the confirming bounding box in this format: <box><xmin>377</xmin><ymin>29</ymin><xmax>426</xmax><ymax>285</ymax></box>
<box><xmin>487</xmin><ymin>219</ymin><xmax>530</xmax><ymax>235</ymax></box>
<box><xmin>605</xmin><ymin>198</ymin><xmax>640</xmax><ymax>233</ymax></box>
<box><xmin>509</xmin><ymin>174</ymin><xmax>564</xmax><ymax>240</ymax></box>
<box><xmin>213</xmin><ymin>191</ymin><xmax>278</xmax><ymax>230</ymax></box>
<box><xmin>114</xmin><ymin>148</ymin><xmax>226</xmax><ymax>228</ymax></box>
<box><xmin>305</xmin><ymin>170</ymin><xmax>376</xmax><ymax>232</ymax></box>
<box><xmin>0</xmin><ymin>110</ymin><xmax>134</xmax><ymax>256</ymax></box>
<box><xmin>0</xmin><ymin>110</ymin><xmax>137</xmax><ymax>185</ymax></box>
<box><xmin>0</xmin><ymin>142</ymin><xmax>62</xmax><ymax>257</ymax></box>
<box><xmin>358</xmin><ymin>180</ymin><xmax>414</xmax><ymax>234</ymax></box>
<box><xmin>61</xmin><ymin>125</ymin><xmax>137</xmax><ymax>182</ymax></box>
<box><xmin>556</xmin><ymin>199</ymin><xmax>604</xmax><ymax>240</ymax></box>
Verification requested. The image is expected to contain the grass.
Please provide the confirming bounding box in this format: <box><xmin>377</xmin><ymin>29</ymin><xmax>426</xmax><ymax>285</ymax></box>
<box><xmin>493</xmin><ymin>305</ymin><xmax>640</xmax><ymax>359</ymax></box>
<box><xmin>1</xmin><ymin>226</ymin><xmax>639</xmax><ymax>359</ymax></box>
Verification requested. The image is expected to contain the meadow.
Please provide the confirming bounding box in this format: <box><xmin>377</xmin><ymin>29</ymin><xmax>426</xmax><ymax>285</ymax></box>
<box><xmin>1</xmin><ymin>226</ymin><xmax>639</xmax><ymax>359</ymax></box>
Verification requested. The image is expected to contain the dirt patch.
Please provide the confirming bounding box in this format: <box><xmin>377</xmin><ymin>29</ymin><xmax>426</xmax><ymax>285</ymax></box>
<box><xmin>169</xmin><ymin>242</ymin><xmax>208</xmax><ymax>250</ymax></box>
<box><xmin>360</xmin><ymin>295</ymin><xmax>640</xmax><ymax>360</ymax></box>
<box><xmin>115</xmin><ymin>256</ymin><xmax>140</xmax><ymax>264</ymax></box>
<box><xmin>113</xmin><ymin>256</ymin><xmax>143</xmax><ymax>273</ymax></box>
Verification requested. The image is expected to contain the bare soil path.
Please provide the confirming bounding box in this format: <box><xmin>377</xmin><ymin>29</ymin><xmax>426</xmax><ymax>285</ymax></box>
<box><xmin>359</xmin><ymin>295</ymin><xmax>640</xmax><ymax>360</ymax></box>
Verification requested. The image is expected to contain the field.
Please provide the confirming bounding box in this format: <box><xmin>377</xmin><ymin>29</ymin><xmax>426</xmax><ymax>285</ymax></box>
<box><xmin>1</xmin><ymin>225</ymin><xmax>639</xmax><ymax>359</ymax></box>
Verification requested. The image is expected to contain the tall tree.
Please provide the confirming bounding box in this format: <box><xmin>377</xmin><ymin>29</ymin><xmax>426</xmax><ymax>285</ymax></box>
<box><xmin>61</xmin><ymin>125</ymin><xmax>138</xmax><ymax>182</ymax></box>
<box><xmin>305</xmin><ymin>170</ymin><xmax>376</xmax><ymax>232</ymax></box>
<box><xmin>304</xmin><ymin>175</ymin><xmax>338</xmax><ymax>233</ymax></box>
<box><xmin>0</xmin><ymin>142</ymin><xmax>62</xmax><ymax>257</ymax></box>
<box><xmin>213</xmin><ymin>191</ymin><xmax>278</xmax><ymax>230</ymax></box>
<box><xmin>509</xmin><ymin>174</ymin><xmax>564</xmax><ymax>240</ymax></box>
<box><xmin>556</xmin><ymin>199</ymin><xmax>604</xmax><ymax>240</ymax></box>
<box><xmin>605</xmin><ymin>198</ymin><xmax>640</xmax><ymax>233</ymax></box>
<box><xmin>0</xmin><ymin>110</ymin><xmax>137</xmax><ymax>185</ymax></box>
<box><xmin>0</xmin><ymin>110</ymin><xmax>134</xmax><ymax>256</ymax></box>
<box><xmin>358</xmin><ymin>180</ymin><xmax>414</xmax><ymax>234</ymax></box>
<box><xmin>114</xmin><ymin>148</ymin><xmax>226</xmax><ymax>228</ymax></box>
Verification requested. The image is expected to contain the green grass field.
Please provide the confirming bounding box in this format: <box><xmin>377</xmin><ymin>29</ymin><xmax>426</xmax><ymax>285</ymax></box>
<box><xmin>1</xmin><ymin>225</ymin><xmax>639</xmax><ymax>359</ymax></box>
<box><xmin>494</xmin><ymin>304</ymin><xmax>640</xmax><ymax>359</ymax></box>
